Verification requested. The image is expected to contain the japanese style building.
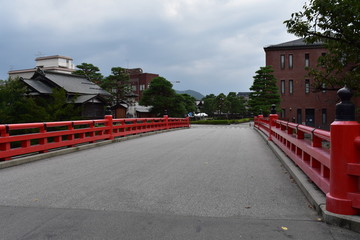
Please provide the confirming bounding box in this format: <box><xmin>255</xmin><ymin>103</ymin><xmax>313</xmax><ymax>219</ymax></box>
<box><xmin>9</xmin><ymin>56</ymin><xmax>111</xmax><ymax>119</ymax></box>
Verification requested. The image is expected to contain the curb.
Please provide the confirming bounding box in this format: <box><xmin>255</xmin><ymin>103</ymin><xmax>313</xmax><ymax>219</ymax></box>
<box><xmin>0</xmin><ymin>127</ymin><xmax>188</xmax><ymax>170</ymax></box>
<box><xmin>254</xmin><ymin>127</ymin><xmax>360</xmax><ymax>233</ymax></box>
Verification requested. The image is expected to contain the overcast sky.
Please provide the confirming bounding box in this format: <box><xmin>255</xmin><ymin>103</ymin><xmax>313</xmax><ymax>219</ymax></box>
<box><xmin>0</xmin><ymin>0</ymin><xmax>306</xmax><ymax>95</ymax></box>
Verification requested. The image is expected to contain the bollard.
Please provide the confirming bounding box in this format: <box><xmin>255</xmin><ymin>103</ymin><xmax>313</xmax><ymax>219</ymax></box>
<box><xmin>326</xmin><ymin>86</ymin><xmax>360</xmax><ymax>215</ymax></box>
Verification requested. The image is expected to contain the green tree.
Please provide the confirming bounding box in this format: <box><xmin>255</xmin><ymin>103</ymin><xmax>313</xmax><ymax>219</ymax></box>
<box><xmin>284</xmin><ymin>0</ymin><xmax>360</xmax><ymax>90</ymax></box>
<box><xmin>0</xmin><ymin>78</ymin><xmax>81</xmax><ymax>123</ymax></box>
<box><xmin>102</xmin><ymin>67</ymin><xmax>131</xmax><ymax>104</ymax></box>
<box><xmin>248</xmin><ymin>66</ymin><xmax>280</xmax><ymax>116</ymax></box>
<box><xmin>0</xmin><ymin>78</ymin><xmax>48</xmax><ymax>123</ymax></box>
<box><xmin>227</xmin><ymin>92</ymin><xmax>246</xmax><ymax>118</ymax></box>
<box><xmin>215</xmin><ymin>93</ymin><xmax>230</xmax><ymax>117</ymax></box>
<box><xmin>140</xmin><ymin>77</ymin><xmax>187</xmax><ymax>117</ymax></box>
<box><xmin>179</xmin><ymin>94</ymin><xmax>197</xmax><ymax>114</ymax></box>
<box><xmin>202</xmin><ymin>94</ymin><xmax>217</xmax><ymax>117</ymax></box>
<box><xmin>73</xmin><ymin>63</ymin><xmax>104</xmax><ymax>85</ymax></box>
<box><xmin>36</xmin><ymin>88</ymin><xmax>81</xmax><ymax>121</ymax></box>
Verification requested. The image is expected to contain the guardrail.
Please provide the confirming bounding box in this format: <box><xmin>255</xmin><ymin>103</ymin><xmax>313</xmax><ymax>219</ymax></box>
<box><xmin>0</xmin><ymin>115</ymin><xmax>190</xmax><ymax>161</ymax></box>
<box><xmin>254</xmin><ymin>87</ymin><xmax>360</xmax><ymax>215</ymax></box>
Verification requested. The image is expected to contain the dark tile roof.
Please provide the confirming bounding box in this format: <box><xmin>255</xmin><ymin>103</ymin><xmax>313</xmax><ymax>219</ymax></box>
<box><xmin>41</xmin><ymin>71</ymin><xmax>111</xmax><ymax>96</ymax></box>
<box><xmin>264</xmin><ymin>38</ymin><xmax>324</xmax><ymax>50</ymax></box>
<box><xmin>22</xmin><ymin>79</ymin><xmax>53</xmax><ymax>94</ymax></box>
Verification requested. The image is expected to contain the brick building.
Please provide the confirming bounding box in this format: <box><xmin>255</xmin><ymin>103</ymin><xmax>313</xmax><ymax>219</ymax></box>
<box><xmin>126</xmin><ymin>68</ymin><xmax>159</xmax><ymax>102</ymax></box>
<box><xmin>264</xmin><ymin>38</ymin><xmax>339</xmax><ymax>130</ymax></box>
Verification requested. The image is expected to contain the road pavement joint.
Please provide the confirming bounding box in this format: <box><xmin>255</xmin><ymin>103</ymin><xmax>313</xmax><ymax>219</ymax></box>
<box><xmin>254</xmin><ymin>127</ymin><xmax>360</xmax><ymax>233</ymax></box>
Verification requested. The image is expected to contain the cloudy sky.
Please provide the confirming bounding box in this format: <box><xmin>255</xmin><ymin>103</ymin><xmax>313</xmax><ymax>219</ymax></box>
<box><xmin>0</xmin><ymin>0</ymin><xmax>306</xmax><ymax>95</ymax></box>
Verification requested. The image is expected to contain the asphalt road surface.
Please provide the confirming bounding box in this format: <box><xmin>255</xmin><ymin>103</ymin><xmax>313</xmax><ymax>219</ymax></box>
<box><xmin>0</xmin><ymin>124</ymin><xmax>358</xmax><ymax>239</ymax></box>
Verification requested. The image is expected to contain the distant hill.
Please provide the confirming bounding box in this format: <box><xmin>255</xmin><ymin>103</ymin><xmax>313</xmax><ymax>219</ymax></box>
<box><xmin>176</xmin><ymin>90</ymin><xmax>204</xmax><ymax>100</ymax></box>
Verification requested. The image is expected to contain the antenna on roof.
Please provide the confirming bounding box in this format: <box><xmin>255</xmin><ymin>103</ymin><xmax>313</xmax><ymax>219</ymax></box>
<box><xmin>35</xmin><ymin>51</ymin><xmax>45</xmax><ymax>57</ymax></box>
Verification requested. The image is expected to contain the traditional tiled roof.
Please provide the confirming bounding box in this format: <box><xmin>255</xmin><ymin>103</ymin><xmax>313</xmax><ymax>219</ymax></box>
<box><xmin>27</xmin><ymin>69</ymin><xmax>111</xmax><ymax>97</ymax></box>
<box><xmin>22</xmin><ymin>79</ymin><xmax>53</xmax><ymax>94</ymax></box>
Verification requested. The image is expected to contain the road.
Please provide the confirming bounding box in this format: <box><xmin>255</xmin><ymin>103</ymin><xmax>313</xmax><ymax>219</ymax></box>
<box><xmin>0</xmin><ymin>124</ymin><xmax>358</xmax><ymax>239</ymax></box>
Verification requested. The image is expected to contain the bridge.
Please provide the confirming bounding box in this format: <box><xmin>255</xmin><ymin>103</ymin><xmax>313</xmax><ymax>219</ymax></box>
<box><xmin>0</xmin><ymin>116</ymin><xmax>359</xmax><ymax>239</ymax></box>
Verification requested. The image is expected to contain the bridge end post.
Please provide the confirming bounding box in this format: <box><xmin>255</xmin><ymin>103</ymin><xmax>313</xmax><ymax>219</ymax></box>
<box><xmin>326</xmin><ymin>86</ymin><xmax>360</xmax><ymax>215</ymax></box>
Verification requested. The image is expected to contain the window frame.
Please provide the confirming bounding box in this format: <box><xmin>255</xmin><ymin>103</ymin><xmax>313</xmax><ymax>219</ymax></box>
<box><xmin>289</xmin><ymin>80</ymin><xmax>294</xmax><ymax>94</ymax></box>
<box><xmin>280</xmin><ymin>54</ymin><xmax>285</xmax><ymax>69</ymax></box>
<box><xmin>305</xmin><ymin>79</ymin><xmax>310</xmax><ymax>94</ymax></box>
<box><xmin>281</xmin><ymin>80</ymin><xmax>285</xmax><ymax>94</ymax></box>
<box><xmin>288</xmin><ymin>54</ymin><xmax>293</xmax><ymax>69</ymax></box>
<box><xmin>305</xmin><ymin>53</ymin><xmax>310</xmax><ymax>68</ymax></box>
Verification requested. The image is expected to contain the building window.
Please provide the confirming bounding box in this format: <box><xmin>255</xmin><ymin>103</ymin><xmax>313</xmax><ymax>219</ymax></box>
<box><xmin>289</xmin><ymin>80</ymin><xmax>294</xmax><ymax>94</ymax></box>
<box><xmin>305</xmin><ymin>53</ymin><xmax>310</xmax><ymax>68</ymax></box>
<box><xmin>297</xmin><ymin>109</ymin><xmax>302</xmax><ymax>124</ymax></box>
<box><xmin>280</xmin><ymin>55</ymin><xmax>285</xmax><ymax>69</ymax></box>
<box><xmin>281</xmin><ymin>80</ymin><xmax>285</xmax><ymax>94</ymax></box>
<box><xmin>140</xmin><ymin>84</ymin><xmax>145</xmax><ymax>91</ymax></box>
<box><xmin>305</xmin><ymin>79</ymin><xmax>310</xmax><ymax>94</ymax></box>
<box><xmin>321</xmin><ymin>83</ymin><xmax>326</xmax><ymax>93</ymax></box>
<box><xmin>288</xmin><ymin>54</ymin><xmax>293</xmax><ymax>69</ymax></box>
<box><xmin>281</xmin><ymin>109</ymin><xmax>286</xmax><ymax>118</ymax></box>
<box><xmin>322</xmin><ymin>109</ymin><xmax>327</xmax><ymax>125</ymax></box>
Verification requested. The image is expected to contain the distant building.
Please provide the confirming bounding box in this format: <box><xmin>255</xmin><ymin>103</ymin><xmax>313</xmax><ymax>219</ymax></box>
<box><xmin>264</xmin><ymin>38</ymin><xmax>338</xmax><ymax>130</ymax></box>
<box><xmin>8</xmin><ymin>56</ymin><xmax>111</xmax><ymax>119</ymax></box>
<box><xmin>126</xmin><ymin>68</ymin><xmax>159</xmax><ymax>102</ymax></box>
<box><xmin>237</xmin><ymin>92</ymin><xmax>250</xmax><ymax>101</ymax></box>
<box><xmin>9</xmin><ymin>55</ymin><xmax>75</xmax><ymax>78</ymax></box>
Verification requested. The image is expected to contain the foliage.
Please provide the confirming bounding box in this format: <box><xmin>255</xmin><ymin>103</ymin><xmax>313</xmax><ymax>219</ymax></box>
<box><xmin>179</xmin><ymin>94</ymin><xmax>197</xmax><ymax>114</ymax></box>
<box><xmin>215</xmin><ymin>93</ymin><xmax>230</xmax><ymax>115</ymax></box>
<box><xmin>0</xmin><ymin>78</ymin><xmax>81</xmax><ymax>124</ymax></box>
<box><xmin>73</xmin><ymin>63</ymin><xmax>104</xmax><ymax>84</ymax></box>
<box><xmin>140</xmin><ymin>77</ymin><xmax>190</xmax><ymax>117</ymax></box>
<box><xmin>227</xmin><ymin>92</ymin><xmax>246</xmax><ymax>117</ymax></box>
<box><xmin>284</xmin><ymin>0</ymin><xmax>360</xmax><ymax>90</ymax></box>
<box><xmin>101</xmin><ymin>67</ymin><xmax>132</xmax><ymax>103</ymax></box>
<box><xmin>36</xmin><ymin>88</ymin><xmax>81</xmax><ymax>121</ymax></box>
<box><xmin>202</xmin><ymin>94</ymin><xmax>217</xmax><ymax>117</ymax></box>
<box><xmin>190</xmin><ymin>118</ymin><xmax>252</xmax><ymax>125</ymax></box>
<box><xmin>248</xmin><ymin>66</ymin><xmax>280</xmax><ymax>116</ymax></box>
<box><xmin>202</xmin><ymin>92</ymin><xmax>247</xmax><ymax>118</ymax></box>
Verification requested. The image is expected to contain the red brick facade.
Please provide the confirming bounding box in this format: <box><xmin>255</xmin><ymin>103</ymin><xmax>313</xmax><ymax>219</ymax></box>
<box><xmin>264</xmin><ymin>39</ymin><xmax>338</xmax><ymax>130</ymax></box>
<box><xmin>127</xmin><ymin>68</ymin><xmax>159</xmax><ymax>102</ymax></box>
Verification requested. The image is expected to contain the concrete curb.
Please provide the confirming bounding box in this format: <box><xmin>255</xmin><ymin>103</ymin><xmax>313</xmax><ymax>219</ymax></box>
<box><xmin>0</xmin><ymin>127</ymin><xmax>188</xmax><ymax>170</ymax></box>
<box><xmin>254</xmin><ymin>127</ymin><xmax>360</xmax><ymax>233</ymax></box>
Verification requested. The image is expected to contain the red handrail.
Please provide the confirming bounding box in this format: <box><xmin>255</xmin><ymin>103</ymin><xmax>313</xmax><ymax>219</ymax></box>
<box><xmin>254</xmin><ymin>115</ymin><xmax>360</xmax><ymax>215</ymax></box>
<box><xmin>0</xmin><ymin>115</ymin><xmax>190</xmax><ymax>161</ymax></box>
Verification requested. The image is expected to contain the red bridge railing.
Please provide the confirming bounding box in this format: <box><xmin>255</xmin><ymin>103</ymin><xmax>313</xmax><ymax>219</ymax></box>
<box><xmin>254</xmin><ymin>87</ymin><xmax>360</xmax><ymax>215</ymax></box>
<box><xmin>0</xmin><ymin>115</ymin><xmax>190</xmax><ymax>162</ymax></box>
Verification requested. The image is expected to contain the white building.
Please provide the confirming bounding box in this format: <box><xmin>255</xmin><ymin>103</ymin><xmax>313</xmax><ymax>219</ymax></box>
<box><xmin>9</xmin><ymin>55</ymin><xmax>75</xmax><ymax>79</ymax></box>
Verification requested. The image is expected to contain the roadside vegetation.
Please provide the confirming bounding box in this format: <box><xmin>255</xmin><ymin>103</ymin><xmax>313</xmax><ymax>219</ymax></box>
<box><xmin>190</xmin><ymin>118</ymin><xmax>252</xmax><ymax>125</ymax></box>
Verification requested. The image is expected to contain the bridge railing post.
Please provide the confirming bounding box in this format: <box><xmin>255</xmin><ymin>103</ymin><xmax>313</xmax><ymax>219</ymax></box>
<box><xmin>326</xmin><ymin>86</ymin><xmax>360</xmax><ymax>215</ymax></box>
<box><xmin>105</xmin><ymin>115</ymin><xmax>114</xmax><ymax>140</ymax></box>
<box><xmin>164</xmin><ymin>115</ymin><xmax>169</xmax><ymax>130</ymax></box>
<box><xmin>268</xmin><ymin>105</ymin><xmax>278</xmax><ymax>141</ymax></box>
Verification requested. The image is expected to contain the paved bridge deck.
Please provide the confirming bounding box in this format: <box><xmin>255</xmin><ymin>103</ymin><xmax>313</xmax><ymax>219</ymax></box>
<box><xmin>0</xmin><ymin>124</ymin><xmax>358</xmax><ymax>239</ymax></box>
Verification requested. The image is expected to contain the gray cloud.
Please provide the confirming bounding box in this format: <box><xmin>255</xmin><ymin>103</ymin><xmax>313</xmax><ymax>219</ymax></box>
<box><xmin>0</xmin><ymin>0</ymin><xmax>306</xmax><ymax>95</ymax></box>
